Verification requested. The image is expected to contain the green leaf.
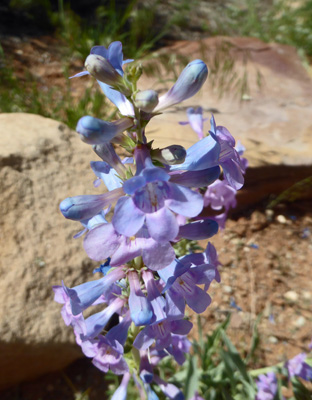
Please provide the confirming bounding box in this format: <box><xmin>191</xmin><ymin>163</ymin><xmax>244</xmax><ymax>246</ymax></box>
<box><xmin>184</xmin><ymin>355</ymin><xmax>200</xmax><ymax>400</ymax></box>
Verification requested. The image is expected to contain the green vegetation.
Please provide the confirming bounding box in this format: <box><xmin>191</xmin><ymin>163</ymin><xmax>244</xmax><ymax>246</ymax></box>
<box><xmin>216</xmin><ymin>0</ymin><xmax>312</xmax><ymax>58</ymax></box>
<box><xmin>1</xmin><ymin>0</ymin><xmax>312</xmax><ymax>126</ymax></box>
<box><xmin>101</xmin><ymin>315</ymin><xmax>312</xmax><ymax>399</ymax></box>
<box><xmin>0</xmin><ymin>52</ymin><xmax>108</xmax><ymax>129</ymax></box>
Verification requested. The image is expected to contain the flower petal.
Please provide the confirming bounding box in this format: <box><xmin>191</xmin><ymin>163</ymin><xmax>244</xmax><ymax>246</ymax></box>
<box><xmin>113</xmin><ymin>197</ymin><xmax>145</xmax><ymax>236</ymax></box>
<box><xmin>146</xmin><ymin>207</ymin><xmax>179</xmax><ymax>242</ymax></box>
<box><xmin>166</xmin><ymin>183</ymin><xmax>203</xmax><ymax>218</ymax></box>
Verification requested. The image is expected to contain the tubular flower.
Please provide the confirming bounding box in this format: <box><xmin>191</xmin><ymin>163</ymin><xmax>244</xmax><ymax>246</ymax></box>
<box><xmin>154</xmin><ymin>60</ymin><xmax>208</xmax><ymax>112</ymax></box>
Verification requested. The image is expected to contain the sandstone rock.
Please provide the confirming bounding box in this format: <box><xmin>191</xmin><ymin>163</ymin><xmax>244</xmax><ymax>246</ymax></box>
<box><xmin>139</xmin><ymin>37</ymin><xmax>312</xmax><ymax>207</ymax></box>
<box><xmin>0</xmin><ymin>113</ymin><xmax>101</xmax><ymax>389</ymax></box>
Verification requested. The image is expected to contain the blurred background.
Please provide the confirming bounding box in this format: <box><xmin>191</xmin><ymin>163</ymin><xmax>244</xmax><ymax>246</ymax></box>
<box><xmin>0</xmin><ymin>1</ymin><xmax>312</xmax><ymax>399</ymax></box>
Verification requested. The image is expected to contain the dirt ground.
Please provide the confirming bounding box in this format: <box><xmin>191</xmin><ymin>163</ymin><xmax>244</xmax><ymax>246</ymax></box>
<box><xmin>1</xmin><ymin>35</ymin><xmax>312</xmax><ymax>399</ymax></box>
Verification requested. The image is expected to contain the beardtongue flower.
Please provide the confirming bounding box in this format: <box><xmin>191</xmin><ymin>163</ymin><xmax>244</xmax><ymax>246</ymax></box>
<box><xmin>85</xmin><ymin>54</ymin><xmax>124</xmax><ymax>87</ymax></box>
<box><xmin>209</xmin><ymin>114</ymin><xmax>245</xmax><ymax>190</ymax></box>
<box><xmin>92</xmin><ymin>142</ymin><xmax>127</xmax><ymax>178</ymax></box>
<box><xmin>204</xmin><ymin>179</ymin><xmax>237</xmax><ymax>211</ymax></box>
<box><xmin>128</xmin><ymin>270</ymin><xmax>154</xmax><ymax>326</ymax></box>
<box><xmin>154</xmin><ymin>60</ymin><xmax>208</xmax><ymax>112</ymax></box>
<box><xmin>158</xmin><ymin>258</ymin><xmax>214</xmax><ymax>315</ymax></box>
<box><xmin>170</xmin><ymin>114</ymin><xmax>245</xmax><ymax>190</ymax></box>
<box><xmin>286</xmin><ymin>353</ymin><xmax>312</xmax><ymax>381</ymax></box>
<box><xmin>80</xmin><ymin>296</ymin><xmax>126</xmax><ymax>340</ymax></box>
<box><xmin>255</xmin><ymin>372</ymin><xmax>278</xmax><ymax>400</ymax></box>
<box><xmin>76</xmin><ymin>115</ymin><xmax>134</xmax><ymax>145</ymax></box>
<box><xmin>52</xmin><ymin>285</ymin><xmax>84</xmax><ymax>326</ymax></box>
<box><xmin>70</xmin><ymin>41</ymin><xmax>135</xmax><ymax>116</ymax></box>
<box><xmin>62</xmin><ymin>266</ymin><xmax>125</xmax><ymax>315</ymax></box>
<box><xmin>83</xmin><ymin>222</ymin><xmax>176</xmax><ymax>271</ymax></box>
<box><xmin>60</xmin><ymin>187</ymin><xmax>124</xmax><ymax>221</ymax></box>
<box><xmin>134</xmin><ymin>318</ymin><xmax>193</xmax><ymax>352</ymax></box>
<box><xmin>179</xmin><ymin>107</ymin><xmax>208</xmax><ymax>140</ymax></box>
<box><xmin>91</xmin><ymin>335</ymin><xmax>129</xmax><ymax>375</ymax></box>
<box><xmin>112</xmin><ymin>151</ymin><xmax>204</xmax><ymax>242</ymax></box>
<box><xmin>166</xmin><ymin>334</ymin><xmax>191</xmax><ymax>365</ymax></box>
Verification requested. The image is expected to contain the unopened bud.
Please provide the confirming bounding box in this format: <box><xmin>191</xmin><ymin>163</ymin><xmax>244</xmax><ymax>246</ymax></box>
<box><xmin>151</xmin><ymin>144</ymin><xmax>186</xmax><ymax>165</ymax></box>
<box><xmin>134</xmin><ymin>90</ymin><xmax>159</xmax><ymax>113</ymax></box>
<box><xmin>85</xmin><ymin>54</ymin><xmax>123</xmax><ymax>86</ymax></box>
<box><xmin>154</xmin><ymin>60</ymin><xmax>208</xmax><ymax>112</ymax></box>
<box><xmin>76</xmin><ymin>115</ymin><xmax>134</xmax><ymax>145</ymax></box>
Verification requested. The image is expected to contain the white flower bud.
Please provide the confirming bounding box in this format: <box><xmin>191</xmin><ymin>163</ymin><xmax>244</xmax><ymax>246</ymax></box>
<box><xmin>85</xmin><ymin>54</ymin><xmax>123</xmax><ymax>86</ymax></box>
<box><xmin>134</xmin><ymin>90</ymin><xmax>159</xmax><ymax>112</ymax></box>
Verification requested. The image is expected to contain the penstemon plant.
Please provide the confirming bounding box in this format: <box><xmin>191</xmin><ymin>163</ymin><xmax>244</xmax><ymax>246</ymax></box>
<box><xmin>53</xmin><ymin>41</ymin><xmax>246</xmax><ymax>400</ymax></box>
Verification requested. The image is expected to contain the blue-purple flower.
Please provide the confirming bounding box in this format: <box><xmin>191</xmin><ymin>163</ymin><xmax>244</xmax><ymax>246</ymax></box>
<box><xmin>71</xmin><ymin>41</ymin><xmax>134</xmax><ymax>116</ymax></box>
<box><xmin>256</xmin><ymin>372</ymin><xmax>278</xmax><ymax>400</ymax></box>
<box><xmin>112</xmin><ymin>166</ymin><xmax>203</xmax><ymax>243</ymax></box>
<box><xmin>179</xmin><ymin>107</ymin><xmax>207</xmax><ymax>140</ymax></box>
<box><xmin>154</xmin><ymin>60</ymin><xmax>208</xmax><ymax>112</ymax></box>
<box><xmin>286</xmin><ymin>353</ymin><xmax>312</xmax><ymax>381</ymax></box>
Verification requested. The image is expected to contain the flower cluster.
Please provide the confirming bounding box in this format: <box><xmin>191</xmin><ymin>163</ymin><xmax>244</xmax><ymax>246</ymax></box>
<box><xmin>54</xmin><ymin>41</ymin><xmax>245</xmax><ymax>399</ymax></box>
<box><xmin>180</xmin><ymin>107</ymin><xmax>248</xmax><ymax>229</ymax></box>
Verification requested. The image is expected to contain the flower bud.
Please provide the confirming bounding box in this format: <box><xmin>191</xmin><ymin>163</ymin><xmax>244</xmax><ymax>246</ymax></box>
<box><xmin>76</xmin><ymin>115</ymin><xmax>134</xmax><ymax>145</ymax></box>
<box><xmin>60</xmin><ymin>188</ymin><xmax>124</xmax><ymax>221</ymax></box>
<box><xmin>151</xmin><ymin>144</ymin><xmax>186</xmax><ymax>165</ymax></box>
<box><xmin>154</xmin><ymin>59</ymin><xmax>208</xmax><ymax>112</ymax></box>
<box><xmin>134</xmin><ymin>90</ymin><xmax>159</xmax><ymax>112</ymax></box>
<box><xmin>85</xmin><ymin>54</ymin><xmax>123</xmax><ymax>86</ymax></box>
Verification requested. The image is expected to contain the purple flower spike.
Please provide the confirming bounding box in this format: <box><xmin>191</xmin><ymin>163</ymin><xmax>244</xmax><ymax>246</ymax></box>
<box><xmin>153</xmin><ymin>375</ymin><xmax>185</xmax><ymax>400</ymax></box>
<box><xmin>60</xmin><ymin>187</ymin><xmax>124</xmax><ymax>221</ymax></box>
<box><xmin>63</xmin><ymin>267</ymin><xmax>125</xmax><ymax>315</ymax></box>
<box><xmin>76</xmin><ymin>115</ymin><xmax>133</xmax><ymax>145</ymax></box>
<box><xmin>256</xmin><ymin>372</ymin><xmax>278</xmax><ymax>400</ymax></box>
<box><xmin>128</xmin><ymin>271</ymin><xmax>154</xmax><ymax>326</ymax></box>
<box><xmin>286</xmin><ymin>353</ymin><xmax>312</xmax><ymax>381</ymax></box>
<box><xmin>111</xmin><ymin>372</ymin><xmax>131</xmax><ymax>400</ymax></box>
<box><xmin>154</xmin><ymin>60</ymin><xmax>208</xmax><ymax>112</ymax></box>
